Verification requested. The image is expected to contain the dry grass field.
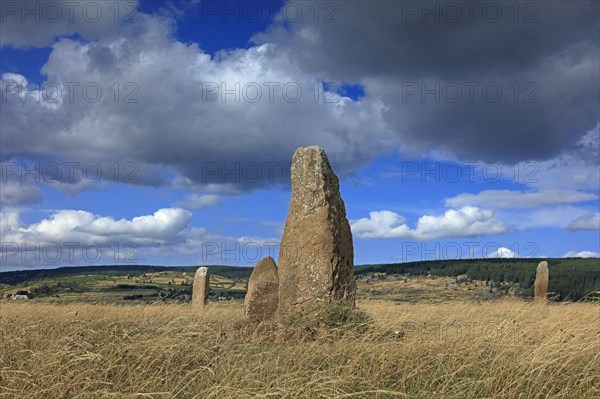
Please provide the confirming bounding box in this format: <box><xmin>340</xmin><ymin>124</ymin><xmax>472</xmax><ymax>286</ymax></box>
<box><xmin>1</xmin><ymin>296</ymin><xmax>598</xmax><ymax>398</ymax></box>
<box><xmin>358</xmin><ymin>275</ymin><xmax>496</xmax><ymax>302</ymax></box>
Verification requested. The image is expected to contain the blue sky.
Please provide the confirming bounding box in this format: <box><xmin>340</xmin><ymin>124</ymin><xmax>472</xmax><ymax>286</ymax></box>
<box><xmin>1</xmin><ymin>0</ymin><xmax>599</xmax><ymax>271</ymax></box>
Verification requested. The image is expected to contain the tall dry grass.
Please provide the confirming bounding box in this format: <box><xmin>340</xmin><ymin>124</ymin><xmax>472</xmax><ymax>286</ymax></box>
<box><xmin>1</xmin><ymin>299</ymin><xmax>598</xmax><ymax>398</ymax></box>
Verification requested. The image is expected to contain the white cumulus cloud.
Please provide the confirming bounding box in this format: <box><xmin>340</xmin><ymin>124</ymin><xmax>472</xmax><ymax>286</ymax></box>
<box><xmin>0</xmin><ymin>207</ymin><xmax>280</xmax><ymax>268</ymax></box>
<box><xmin>1</xmin><ymin>207</ymin><xmax>192</xmax><ymax>247</ymax></box>
<box><xmin>487</xmin><ymin>247</ymin><xmax>517</xmax><ymax>259</ymax></box>
<box><xmin>563</xmin><ymin>250</ymin><xmax>600</xmax><ymax>258</ymax></box>
<box><xmin>351</xmin><ymin>206</ymin><xmax>509</xmax><ymax>240</ymax></box>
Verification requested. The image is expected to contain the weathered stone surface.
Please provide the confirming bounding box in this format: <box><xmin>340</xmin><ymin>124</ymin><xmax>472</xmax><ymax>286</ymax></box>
<box><xmin>192</xmin><ymin>267</ymin><xmax>210</xmax><ymax>307</ymax></box>
<box><xmin>277</xmin><ymin>146</ymin><xmax>356</xmax><ymax>315</ymax></box>
<box><xmin>245</xmin><ymin>256</ymin><xmax>279</xmax><ymax>322</ymax></box>
<box><xmin>534</xmin><ymin>261</ymin><xmax>549</xmax><ymax>302</ymax></box>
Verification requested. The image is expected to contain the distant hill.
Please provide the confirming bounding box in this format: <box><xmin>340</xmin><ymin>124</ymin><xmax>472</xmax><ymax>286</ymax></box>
<box><xmin>1</xmin><ymin>258</ymin><xmax>598</xmax><ymax>301</ymax></box>
<box><xmin>356</xmin><ymin>258</ymin><xmax>600</xmax><ymax>301</ymax></box>
<box><xmin>0</xmin><ymin>265</ymin><xmax>253</xmax><ymax>286</ymax></box>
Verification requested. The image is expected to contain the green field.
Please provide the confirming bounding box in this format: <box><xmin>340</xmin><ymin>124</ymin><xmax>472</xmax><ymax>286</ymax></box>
<box><xmin>0</xmin><ymin>267</ymin><xmax>248</xmax><ymax>303</ymax></box>
<box><xmin>1</xmin><ymin>258</ymin><xmax>598</xmax><ymax>303</ymax></box>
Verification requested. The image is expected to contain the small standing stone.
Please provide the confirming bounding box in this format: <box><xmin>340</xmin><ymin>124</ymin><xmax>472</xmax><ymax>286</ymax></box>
<box><xmin>192</xmin><ymin>267</ymin><xmax>210</xmax><ymax>307</ymax></box>
<box><xmin>245</xmin><ymin>256</ymin><xmax>279</xmax><ymax>322</ymax></box>
<box><xmin>534</xmin><ymin>261</ymin><xmax>549</xmax><ymax>302</ymax></box>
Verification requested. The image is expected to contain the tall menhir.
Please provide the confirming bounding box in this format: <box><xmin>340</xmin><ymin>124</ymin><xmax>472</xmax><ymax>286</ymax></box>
<box><xmin>277</xmin><ymin>146</ymin><xmax>356</xmax><ymax>316</ymax></box>
<box><xmin>534</xmin><ymin>261</ymin><xmax>549</xmax><ymax>302</ymax></box>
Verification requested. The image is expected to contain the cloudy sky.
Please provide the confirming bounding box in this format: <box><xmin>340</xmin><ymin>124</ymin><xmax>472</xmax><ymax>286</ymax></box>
<box><xmin>1</xmin><ymin>0</ymin><xmax>598</xmax><ymax>271</ymax></box>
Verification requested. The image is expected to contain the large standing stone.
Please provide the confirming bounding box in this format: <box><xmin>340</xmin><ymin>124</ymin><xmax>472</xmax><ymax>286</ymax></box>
<box><xmin>245</xmin><ymin>256</ymin><xmax>279</xmax><ymax>322</ymax></box>
<box><xmin>277</xmin><ymin>146</ymin><xmax>356</xmax><ymax>315</ymax></box>
<box><xmin>192</xmin><ymin>267</ymin><xmax>210</xmax><ymax>307</ymax></box>
<box><xmin>534</xmin><ymin>261</ymin><xmax>549</xmax><ymax>302</ymax></box>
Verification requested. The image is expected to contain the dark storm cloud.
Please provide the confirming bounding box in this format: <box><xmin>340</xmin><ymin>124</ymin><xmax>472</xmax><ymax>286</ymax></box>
<box><xmin>255</xmin><ymin>0</ymin><xmax>600</xmax><ymax>162</ymax></box>
<box><xmin>0</xmin><ymin>0</ymin><xmax>140</xmax><ymax>48</ymax></box>
<box><xmin>0</xmin><ymin>14</ymin><xmax>394</xmax><ymax>195</ymax></box>
<box><xmin>256</xmin><ymin>1</ymin><xmax>597</xmax><ymax>80</ymax></box>
<box><xmin>1</xmin><ymin>1</ymin><xmax>597</xmax><ymax>199</ymax></box>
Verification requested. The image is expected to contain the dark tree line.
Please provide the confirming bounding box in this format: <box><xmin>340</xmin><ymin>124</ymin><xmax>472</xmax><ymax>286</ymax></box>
<box><xmin>356</xmin><ymin>258</ymin><xmax>599</xmax><ymax>300</ymax></box>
